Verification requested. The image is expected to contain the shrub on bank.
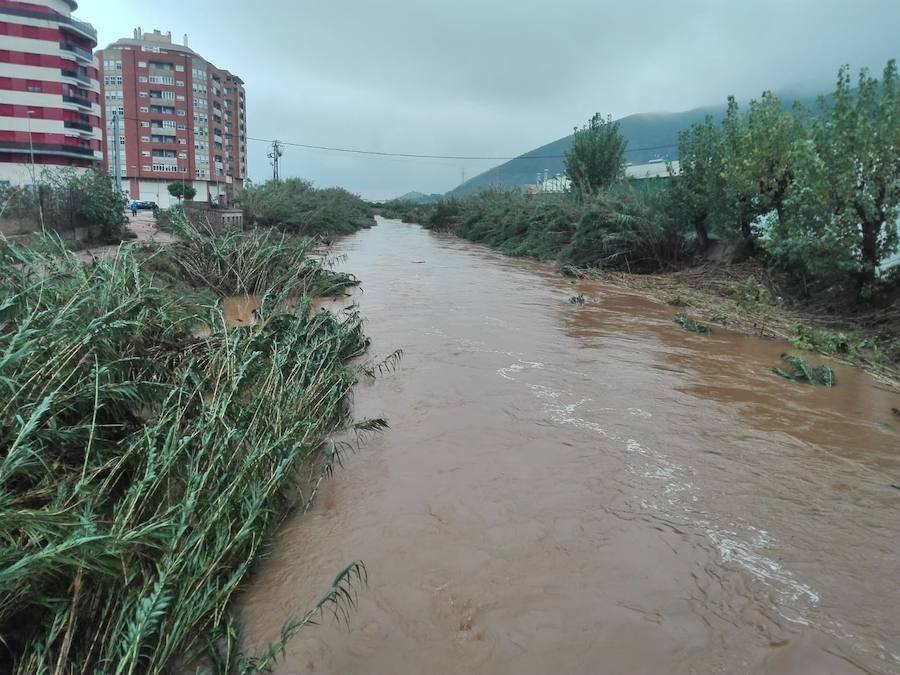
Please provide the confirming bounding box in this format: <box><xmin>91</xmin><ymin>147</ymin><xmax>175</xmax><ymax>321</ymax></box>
<box><xmin>240</xmin><ymin>178</ymin><xmax>375</xmax><ymax>236</ymax></box>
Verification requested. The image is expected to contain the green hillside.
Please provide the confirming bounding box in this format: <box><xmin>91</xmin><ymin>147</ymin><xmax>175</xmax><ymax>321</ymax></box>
<box><xmin>448</xmin><ymin>95</ymin><xmax>816</xmax><ymax>198</ymax></box>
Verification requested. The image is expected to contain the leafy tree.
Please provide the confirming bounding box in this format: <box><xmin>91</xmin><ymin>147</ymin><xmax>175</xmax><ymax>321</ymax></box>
<box><xmin>770</xmin><ymin>60</ymin><xmax>900</xmax><ymax>299</ymax></box>
<box><xmin>167</xmin><ymin>181</ymin><xmax>197</xmax><ymax>202</ymax></box>
<box><xmin>668</xmin><ymin>116</ymin><xmax>725</xmax><ymax>250</ymax></box>
<box><xmin>720</xmin><ymin>92</ymin><xmax>805</xmax><ymax>240</ymax></box>
<box><xmin>565</xmin><ymin>113</ymin><xmax>626</xmax><ymax>196</ymax></box>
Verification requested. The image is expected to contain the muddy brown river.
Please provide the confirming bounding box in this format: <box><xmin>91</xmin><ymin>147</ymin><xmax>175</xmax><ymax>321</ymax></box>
<box><xmin>241</xmin><ymin>217</ymin><xmax>900</xmax><ymax>674</ymax></box>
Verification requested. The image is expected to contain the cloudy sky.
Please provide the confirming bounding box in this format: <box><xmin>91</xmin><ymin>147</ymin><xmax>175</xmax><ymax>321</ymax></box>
<box><xmin>85</xmin><ymin>0</ymin><xmax>898</xmax><ymax>200</ymax></box>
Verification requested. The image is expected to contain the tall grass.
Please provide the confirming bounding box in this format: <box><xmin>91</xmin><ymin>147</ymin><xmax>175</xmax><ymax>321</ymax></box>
<box><xmin>164</xmin><ymin>215</ymin><xmax>359</xmax><ymax>298</ymax></box>
<box><xmin>420</xmin><ymin>187</ymin><xmax>694</xmax><ymax>271</ymax></box>
<box><xmin>240</xmin><ymin>179</ymin><xmax>375</xmax><ymax>236</ymax></box>
<box><xmin>0</xmin><ymin>229</ymin><xmax>386</xmax><ymax>672</ymax></box>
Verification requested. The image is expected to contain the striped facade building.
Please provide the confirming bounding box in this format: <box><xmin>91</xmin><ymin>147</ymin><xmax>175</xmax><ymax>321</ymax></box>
<box><xmin>97</xmin><ymin>29</ymin><xmax>246</xmax><ymax>208</ymax></box>
<box><xmin>0</xmin><ymin>0</ymin><xmax>101</xmax><ymax>186</ymax></box>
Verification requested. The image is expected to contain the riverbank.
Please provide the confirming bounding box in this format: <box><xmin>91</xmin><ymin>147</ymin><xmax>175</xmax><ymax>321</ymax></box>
<box><xmin>561</xmin><ymin>261</ymin><xmax>900</xmax><ymax>390</ymax></box>
<box><xmin>390</xmin><ymin>200</ymin><xmax>900</xmax><ymax>389</ymax></box>
<box><xmin>0</xmin><ymin>220</ymin><xmax>381</xmax><ymax>672</ymax></box>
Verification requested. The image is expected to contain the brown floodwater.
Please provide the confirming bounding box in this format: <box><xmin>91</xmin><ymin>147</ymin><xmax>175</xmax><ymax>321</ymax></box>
<box><xmin>240</xmin><ymin>217</ymin><xmax>900</xmax><ymax>675</ymax></box>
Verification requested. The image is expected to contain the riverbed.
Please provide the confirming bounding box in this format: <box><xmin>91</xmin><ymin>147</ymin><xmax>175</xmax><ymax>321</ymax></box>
<box><xmin>241</xmin><ymin>217</ymin><xmax>900</xmax><ymax>674</ymax></box>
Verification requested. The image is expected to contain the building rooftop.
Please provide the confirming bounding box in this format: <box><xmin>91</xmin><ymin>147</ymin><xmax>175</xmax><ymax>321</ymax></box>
<box><xmin>101</xmin><ymin>29</ymin><xmax>197</xmax><ymax>57</ymax></box>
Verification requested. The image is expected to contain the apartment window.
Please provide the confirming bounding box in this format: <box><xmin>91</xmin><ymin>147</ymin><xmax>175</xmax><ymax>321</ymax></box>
<box><xmin>142</xmin><ymin>164</ymin><xmax>152</xmax><ymax>171</ymax></box>
<box><xmin>175</xmin><ymin>64</ymin><xmax>184</xmax><ymax>72</ymax></box>
<box><xmin>176</xmin><ymin>95</ymin><xmax>185</xmax><ymax>101</ymax></box>
<box><xmin>161</xmin><ymin>91</ymin><xmax>175</xmax><ymax>100</ymax></box>
<box><xmin>162</xmin><ymin>120</ymin><xmax>176</xmax><ymax>128</ymax></box>
<box><xmin>139</xmin><ymin>92</ymin><xmax>149</xmax><ymax>98</ymax></box>
<box><xmin>176</xmin><ymin>80</ymin><xmax>185</xmax><ymax>87</ymax></box>
<box><xmin>138</xmin><ymin>61</ymin><xmax>147</xmax><ymax>68</ymax></box>
<box><xmin>152</xmin><ymin>164</ymin><xmax>177</xmax><ymax>173</ymax></box>
<box><xmin>178</xmin><ymin>138</ymin><xmax>187</xmax><ymax>145</ymax></box>
<box><xmin>140</xmin><ymin>121</ymin><xmax>150</xmax><ymax>128</ymax></box>
<box><xmin>177</xmin><ymin>124</ymin><xmax>187</xmax><ymax>130</ymax></box>
<box><xmin>139</xmin><ymin>106</ymin><xmax>149</xmax><ymax>113</ymax></box>
<box><xmin>176</xmin><ymin>110</ymin><xmax>186</xmax><ymax>116</ymax></box>
<box><xmin>140</xmin><ymin>136</ymin><xmax>150</xmax><ymax>142</ymax></box>
<box><xmin>148</xmin><ymin>75</ymin><xmax>174</xmax><ymax>85</ymax></box>
<box><xmin>27</xmin><ymin>84</ymin><xmax>41</xmax><ymax>92</ymax></box>
<box><xmin>138</xmin><ymin>76</ymin><xmax>148</xmax><ymax>83</ymax></box>
<box><xmin>119</xmin><ymin>136</ymin><xmax>126</xmax><ymax>144</ymax></box>
<box><xmin>142</xmin><ymin>150</ymin><xmax>151</xmax><ymax>157</ymax></box>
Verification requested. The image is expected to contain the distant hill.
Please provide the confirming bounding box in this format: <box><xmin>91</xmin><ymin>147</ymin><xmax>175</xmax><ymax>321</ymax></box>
<box><xmin>447</xmin><ymin>94</ymin><xmax>817</xmax><ymax>198</ymax></box>
<box><xmin>392</xmin><ymin>191</ymin><xmax>444</xmax><ymax>204</ymax></box>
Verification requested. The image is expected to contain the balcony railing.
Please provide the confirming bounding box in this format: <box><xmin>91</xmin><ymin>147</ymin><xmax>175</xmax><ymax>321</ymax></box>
<box><xmin>59</xmin><ymin>43</ymin><xmax>94</xmax><ymax>63</ymax></box>
<box><xmin>64</xmin><ymin>121</ymin><xmax>94</xmax><ymax>133</ymax></box>
<box><xmin>61</xmin><ymin>69</ymin><xmax>92</xmax><ymax>86</ymax></box>
<box><xmin>59</xmin><ymin>17</ymin><xmax>98</xmax><ymax>42</ymax></box>
<box><xmin>62</xmin><ymin>95</ymin><xmax>94</xmax><ymax>109</ymax></box>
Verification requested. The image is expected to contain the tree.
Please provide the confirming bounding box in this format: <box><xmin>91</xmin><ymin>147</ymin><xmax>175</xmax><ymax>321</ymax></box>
<box><xmin>168</xmin><ymin>181</ymin><xmax>197</xmax><ymax>202</ymax></box>
<box><xmin>719</xmin><ymin>92</ymin><xmax>805</xmax><ymax>240</ymax></box>
<box><xmin>565</xmin><ymin>113</ymin><xmax>626</xmax><ymax>196</ymax></box>
<box><xmin>768</xmin><ymin>60</ymin><xmax>900</xmax><ymax>300</ymax></box>
<box><xmin>668</xmin><ymin>116</ymin><xmax>726</xmax><ymax>251</ymax></box>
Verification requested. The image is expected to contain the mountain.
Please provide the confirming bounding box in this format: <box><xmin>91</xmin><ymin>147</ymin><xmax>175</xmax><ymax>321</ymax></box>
<box><xmin>392</xmin><ymin>191</ymin><xmax>444</xmax><ymax>204</ymax></box>
<box><xmin>447</xmin><ymin>94</ymin><xmax>817</xmax><ymax>198</ymax></box>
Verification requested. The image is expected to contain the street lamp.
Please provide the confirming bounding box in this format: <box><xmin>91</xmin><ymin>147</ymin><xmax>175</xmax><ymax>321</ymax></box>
<box><xmin>25</xmin><ymin>110</ymin><xmax>36</xmax><ymax>189</ymax></box>
<box><xmin>26</xmin><ymin>109</ymin><xmax>44</xmax><ymax>233</ymax></box>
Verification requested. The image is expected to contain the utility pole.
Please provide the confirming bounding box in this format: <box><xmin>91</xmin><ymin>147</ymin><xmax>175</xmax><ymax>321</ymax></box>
<box><xmin>112</xmin><ymin>111</ymin><xmax>122</xmax><ymax>195</ymax></box>
<box><xmin>26</xmin><ymin>109</ymin><xmax>44</xmax><ymax>232</ymax></box>
<box><xmin>268</xmin><ymin>140</ymin><xmax>283</xmax><ymax>182</ymax></box>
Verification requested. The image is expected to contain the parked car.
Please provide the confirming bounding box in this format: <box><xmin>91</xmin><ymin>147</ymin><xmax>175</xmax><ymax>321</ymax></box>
<box><xmin>134</xmin><ymin>201</ymin><xmax>158</xmax><ymax>211</ymax></box>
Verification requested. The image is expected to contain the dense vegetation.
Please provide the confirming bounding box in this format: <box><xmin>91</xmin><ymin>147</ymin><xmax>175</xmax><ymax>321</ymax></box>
<box><xmin>1</xmin><ymin>168</ymin><xmax>127</xmax><ymax>242</ymax></box>
<box><xmin>0</xmin><ymin>217</ymin><xmax>385</xmax><ymax>673</ymax></box>
<box><xmin>241</xmin><ymin>178</ymin><xmax>375</xmax><ymax>236</ymax></box>
<box><xmin>411</xmin><ymin>61</ymin><xmax>900</xmax><ymax>308</ymax></box>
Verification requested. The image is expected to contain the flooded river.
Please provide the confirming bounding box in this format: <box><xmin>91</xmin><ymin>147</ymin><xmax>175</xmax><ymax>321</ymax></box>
<box><xmin>242</xmin><ymin>217</ymin><xmax>900</xmax><ymax>674</ymax></box>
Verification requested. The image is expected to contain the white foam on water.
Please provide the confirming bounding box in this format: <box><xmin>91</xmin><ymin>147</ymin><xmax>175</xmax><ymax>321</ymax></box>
<box><xmin>497</xmin><ymin>358</ymin><xmax>822</xmax><ymax>619</ymax></box>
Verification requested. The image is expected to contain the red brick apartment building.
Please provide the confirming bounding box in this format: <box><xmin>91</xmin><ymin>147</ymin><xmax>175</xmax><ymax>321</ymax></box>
<box><xmin>97</xmin><ymin>28</ymin><xmax>246</xmax><ymax>207</ymax></box>
<box><xmin>0</xmin><ymin>0</ymin><xmax>102</xmax><ymax>186</ymax></box>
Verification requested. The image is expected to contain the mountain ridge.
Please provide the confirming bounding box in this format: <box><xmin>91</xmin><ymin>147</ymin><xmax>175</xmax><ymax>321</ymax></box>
<box><xmin>446</xmin><ymin>94</ymin><xmax>817</xmax><ymax>198</ymax></box>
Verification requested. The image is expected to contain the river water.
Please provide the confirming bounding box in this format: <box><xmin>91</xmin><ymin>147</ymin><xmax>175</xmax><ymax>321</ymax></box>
<box><xmin>241</xmin><ymin>218</ymin><xmax>900</xmax><ymax>674</ymax></box>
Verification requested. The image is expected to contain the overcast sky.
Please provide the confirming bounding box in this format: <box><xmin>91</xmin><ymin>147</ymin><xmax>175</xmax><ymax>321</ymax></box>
<box><xmin>84</xmin><ymin>0</ymin><xmax>898</xmax><ymax>200</ymax></box>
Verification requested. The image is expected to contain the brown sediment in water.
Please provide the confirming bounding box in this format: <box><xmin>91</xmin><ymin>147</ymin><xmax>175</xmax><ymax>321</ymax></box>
<box><xmin>240</xmin><ymin>218</ymin><xmax>900</xmax><ymax>675</ymax></box>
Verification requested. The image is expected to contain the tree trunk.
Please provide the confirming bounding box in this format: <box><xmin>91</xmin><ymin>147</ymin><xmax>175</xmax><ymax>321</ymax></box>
<box><xmin>858</xmin><ymin>219</ymin><xmax>879</xmax><ymax>297</ymax></box>
<box><xmin>694</xmin><ymin>217</ymin><xmax>710</xmax><ymax>252</ymax></box>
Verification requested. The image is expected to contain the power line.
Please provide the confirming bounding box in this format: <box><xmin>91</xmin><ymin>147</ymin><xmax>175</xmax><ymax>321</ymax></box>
<box><xmin>245</xmin><ymin>135</ymin><xmax>678</xmax><ymax>161</ymax></box>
